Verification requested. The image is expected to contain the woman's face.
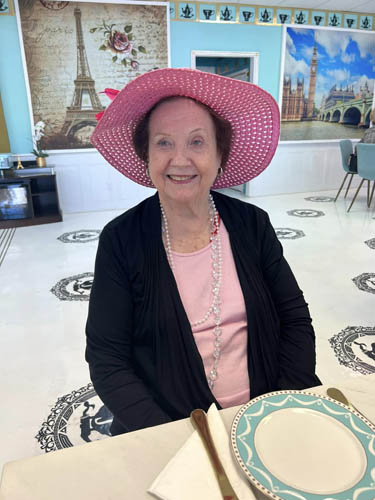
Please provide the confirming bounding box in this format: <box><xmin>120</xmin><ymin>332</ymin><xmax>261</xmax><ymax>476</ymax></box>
<box><xmin>148</xmin><ymin>98</ymin><xmax>221</xmax><ymax>207</ymax></box>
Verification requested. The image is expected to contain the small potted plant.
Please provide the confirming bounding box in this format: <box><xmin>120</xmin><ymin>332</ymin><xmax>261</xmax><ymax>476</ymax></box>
<box><xmin>32</xmin><ymin>121</ymin><xmax>49</xmax><ymax>167</ymax></box>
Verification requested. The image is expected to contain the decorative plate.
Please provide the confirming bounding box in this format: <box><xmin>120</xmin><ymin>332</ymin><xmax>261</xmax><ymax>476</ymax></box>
<box><xmin>231</xmin><ymin>391</ymin><xmax>375</xmax><ymax>499</ymax></box>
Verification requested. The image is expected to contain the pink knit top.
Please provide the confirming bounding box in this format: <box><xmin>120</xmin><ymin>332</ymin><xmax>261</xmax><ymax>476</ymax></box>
<box><xmin>172</xmin><ymin>222</ymin><xmax>250</xmax><ymax>408</ymax></box>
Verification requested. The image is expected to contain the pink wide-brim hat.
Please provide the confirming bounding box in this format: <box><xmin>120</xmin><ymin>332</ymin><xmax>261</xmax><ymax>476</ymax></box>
<box><xmin>91</xmin><ymin>68</ymin><xmax>280</xmax><ymax>189</ymax></box>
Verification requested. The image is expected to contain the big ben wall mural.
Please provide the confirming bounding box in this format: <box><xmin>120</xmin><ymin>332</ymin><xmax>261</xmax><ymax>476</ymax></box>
<box><xmin>280</xmin><ymin>26</ymin><xmax>375</xmax><ymax>142</ymax></box>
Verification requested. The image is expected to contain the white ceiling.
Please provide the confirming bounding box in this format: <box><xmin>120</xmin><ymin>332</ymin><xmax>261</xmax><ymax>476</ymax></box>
<box><xmin>227</xmin><ymin>0</ymin><xmax>375</xmax><ymax>14</ymax></box>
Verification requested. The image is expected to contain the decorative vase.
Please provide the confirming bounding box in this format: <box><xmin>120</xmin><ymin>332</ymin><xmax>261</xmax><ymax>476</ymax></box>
<box><xmin>36</xmin><ymin>156</ymin><xmax>47</xmax><ymax>168</ymax></box>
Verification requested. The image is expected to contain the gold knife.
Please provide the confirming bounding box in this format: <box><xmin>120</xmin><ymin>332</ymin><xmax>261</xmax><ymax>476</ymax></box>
<box><xmin>190</xmin><ymin>408</ymin><xmax>239</xmax><ymax>500</ymax></box>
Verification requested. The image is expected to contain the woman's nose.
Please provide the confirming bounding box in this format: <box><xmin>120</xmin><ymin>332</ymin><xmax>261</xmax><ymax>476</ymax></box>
<box><xmin>170</xmin><ymin>146</ymin><xmax>191</xmax><ymax>166</ymax></box>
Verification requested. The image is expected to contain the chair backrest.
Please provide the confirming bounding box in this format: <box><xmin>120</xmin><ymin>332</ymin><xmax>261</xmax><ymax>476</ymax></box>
<box><xmin>356</xmin><ymin>143</ymin><xmax>375</xmax><ymax>180</ymax></box>
<box><xmin>339</xmin><ymin>140</ymin><xmax>353</xmax><ymax>173</ymax></box>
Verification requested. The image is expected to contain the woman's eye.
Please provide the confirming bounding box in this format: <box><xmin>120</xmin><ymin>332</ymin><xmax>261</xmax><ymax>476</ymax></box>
<box><xmin>191</xmin><ymin>138</ymin><xmax>203</xmax><ymax>146</ymax></box>
<box><xmin>157</xmin><ymin>139</ymin><xmax>171</xmax><ymax>147</ymax></box>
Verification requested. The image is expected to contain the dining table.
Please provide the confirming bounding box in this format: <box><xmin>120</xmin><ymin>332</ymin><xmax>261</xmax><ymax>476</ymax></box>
<box><xmin>0</xmin><ymin>374</ymin><xmax>374</xmax><ymax>500</ymax></box>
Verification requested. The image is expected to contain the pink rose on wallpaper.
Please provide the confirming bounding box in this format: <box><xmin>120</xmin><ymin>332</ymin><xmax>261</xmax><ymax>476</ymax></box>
<box><xmin>91</xmin><ymin>21</ymin><xmax>147</xmax><ymax>69</ymax></box>
<box><xmin>108</xmin><ymin>31</ymin><xmax>132</xmax><ymax>54</ymax></box>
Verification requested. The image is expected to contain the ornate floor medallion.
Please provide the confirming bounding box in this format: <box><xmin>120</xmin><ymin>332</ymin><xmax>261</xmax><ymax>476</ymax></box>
<box><xmin>57</xmin><ymin>230</ymin><xmax>101</xmax><ymax>243</ymax></box>
<box><xmin>352</xmin><ymin>272</ymin><xmax>375</xmax><ymax>295</ymax></box>
<box><xmin>304</xmin><ymin>196</ymin><xmax>334</xmax><ymax>202</ymax></box>
<box><xmin>329</xmin><ymin>326</ymin><xmax>375</xmax><ymax>375</ymax></box>
<box><xmin>287</xmin><ymin>209</ymin><xmax>325</xmax><ymax>218</ymax></box>
<box><xmin>365</xmin><ymin>238</ymin><xmax>375</xmax><ymax>250</ymax></box>
<box><xmin>50</xmin><ymin>272</ymin><xmax>94</xmax><ymax>301</ymax></box>
<box><xmin>36</xmin><ymin>383</ymin><xmax>113</xmax><ymax>452</ymax></box>
<box><xmin>275</xmin><ymin>228</ymin><xmax>305</xmax><ymax>240</ymax></box>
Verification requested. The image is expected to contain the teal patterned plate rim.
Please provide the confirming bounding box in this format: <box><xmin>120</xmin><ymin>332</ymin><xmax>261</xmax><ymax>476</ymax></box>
<box><xmin>230</xmin><ymin>390</ymin><xmax>375</xmax><ymax>500</ymax></box>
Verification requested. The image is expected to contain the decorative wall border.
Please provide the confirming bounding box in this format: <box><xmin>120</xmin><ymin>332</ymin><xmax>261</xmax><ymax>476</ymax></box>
<box><xmin>170</xmin><ymin>2</ymin><xmax>375</xmax><ymax>31</ymax></box>
<box><xmin>2</xmin><ymin>0</ymin><xmax>373</xmax><ymax>28</ymax></box>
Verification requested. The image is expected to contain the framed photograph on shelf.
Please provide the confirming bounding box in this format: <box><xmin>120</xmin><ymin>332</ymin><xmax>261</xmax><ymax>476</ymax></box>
<box><xmin>14</xmin><ymin>0</ymin><xmax>170</xmax><ymax>152</ymax></box>
<box><xmin>279</xmin><ymin>25</ymin><xmax>375</xmax><ymax>142</ymax></box>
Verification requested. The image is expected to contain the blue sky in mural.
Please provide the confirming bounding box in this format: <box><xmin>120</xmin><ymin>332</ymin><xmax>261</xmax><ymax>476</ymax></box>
<box><xmin>285</xmin><ymin>27</ymin><xmax>375</xmax><ymax>108</ymax></box>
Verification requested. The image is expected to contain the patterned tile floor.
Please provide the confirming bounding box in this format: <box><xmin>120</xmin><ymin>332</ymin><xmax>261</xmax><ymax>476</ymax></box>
<box><xmin>0</xmin><ymin>187</ymin><xmax>374</xmax><ymax>475</ymax></box>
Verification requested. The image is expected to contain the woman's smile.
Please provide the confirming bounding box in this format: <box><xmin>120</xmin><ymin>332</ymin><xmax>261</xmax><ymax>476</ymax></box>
<box><xmin>167</xmin><ymin>174</ymin><xmax>198</xmax><ymax>183</ymax></box>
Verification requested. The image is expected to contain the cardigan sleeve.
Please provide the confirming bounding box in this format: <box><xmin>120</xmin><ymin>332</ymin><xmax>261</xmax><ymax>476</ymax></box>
<box><xmin>85</xmin><ymin>226</ymin><xmax>172</xmax><ymax>432</ymax></box>
<box><xmin>259</xmin><ymin>213</ymin><xmax>321</xmax><ymax>390</ymax></box>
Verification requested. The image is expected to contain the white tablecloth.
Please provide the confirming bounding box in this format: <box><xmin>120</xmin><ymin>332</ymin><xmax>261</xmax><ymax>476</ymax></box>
<box><xmin>1</xmin><ymin>375</ymin><xmax>374</xmax><ymax>500</ymax></box>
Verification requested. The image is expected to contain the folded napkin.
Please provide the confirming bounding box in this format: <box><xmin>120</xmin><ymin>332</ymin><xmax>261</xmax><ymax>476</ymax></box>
<box><xmin>148</xmin><ymin>403</ymin><xmax>257</xmax><ymax>500</ymax></box>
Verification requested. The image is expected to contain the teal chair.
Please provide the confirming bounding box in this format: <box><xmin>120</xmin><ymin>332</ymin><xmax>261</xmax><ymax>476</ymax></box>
<box><xmin>347</xmin><ymin>143</ymin><xmax>375</xmax><ymax>212</ymax></box>
<box><xmin>334</xmin><ymin>140</ymin><xmax>356</xmax><ymax>202</ymax></box>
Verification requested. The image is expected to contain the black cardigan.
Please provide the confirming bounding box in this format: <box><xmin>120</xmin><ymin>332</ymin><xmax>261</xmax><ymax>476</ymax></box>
<box><xmin>85</xmin><ymin>191</ymin><xmax>321</xmax><ymax>435</ymax></box>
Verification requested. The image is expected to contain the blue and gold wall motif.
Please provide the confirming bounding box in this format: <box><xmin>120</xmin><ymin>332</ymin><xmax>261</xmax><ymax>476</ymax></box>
<box><xmin>0</xmin><ymin>0</ymin><xmax>13</xmax><ymax>15</ymax></box>
<box><xmin>172</xmin><ymin>3</ymin><xmax>374</xmax><ymax>30</ymax></box>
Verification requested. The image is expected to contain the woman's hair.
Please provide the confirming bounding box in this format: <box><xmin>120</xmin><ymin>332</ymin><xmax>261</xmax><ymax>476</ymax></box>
<box><xmin>132</xmin><ymin>96</ymin><xmax>232</xmax><ymax>170</ymax></box>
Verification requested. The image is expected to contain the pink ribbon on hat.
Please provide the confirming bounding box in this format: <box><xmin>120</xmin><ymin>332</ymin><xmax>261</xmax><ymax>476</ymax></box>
<box><xmin>95</xmin><ymin>111</ymin><xmax>105</xmax><ymax>121</ymax></box>
<box><xmin>96</xmin><ymin>88</ymin><xmax>120</xmax><ymax>121</ymax></box>
<box><xmin>102</xmin><ymin>88</ymin><xmax>120</xmax><ymax>100</ymax></box>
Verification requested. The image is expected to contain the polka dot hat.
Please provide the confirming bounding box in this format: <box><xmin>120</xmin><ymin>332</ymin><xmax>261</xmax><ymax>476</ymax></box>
<box><xmin>91</xmin><ymin>68</ymin><xmax>280</xmax><ymax>189</ymax></box>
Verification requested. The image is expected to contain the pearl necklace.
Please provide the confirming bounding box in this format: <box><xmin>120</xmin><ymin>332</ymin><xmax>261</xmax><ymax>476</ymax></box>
<box><xmin>160</xmin><ymin>194</ymin><xmax>223</xmax><ymax>390</ymax></box>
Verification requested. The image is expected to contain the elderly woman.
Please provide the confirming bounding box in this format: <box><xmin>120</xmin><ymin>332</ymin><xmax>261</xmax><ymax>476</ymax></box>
<box><xmin>86</xmin><ymin>68</ymin><xmax>321</xmax><ymax>436</ymax></box>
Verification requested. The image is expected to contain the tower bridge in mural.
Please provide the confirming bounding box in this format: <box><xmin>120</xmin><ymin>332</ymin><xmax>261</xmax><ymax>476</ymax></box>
<box><xmin>318</xmin><ymin>93</ymin><xmax>373</xmax><ymax>128</ymax></box>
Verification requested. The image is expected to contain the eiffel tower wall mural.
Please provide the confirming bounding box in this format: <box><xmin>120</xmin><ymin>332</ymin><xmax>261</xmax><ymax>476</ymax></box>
<box><xmin>280</xmin><ymin>26</ymin><xmax>375</xmax><ymax>142</ymax></box>
<box><xmin>16</xmin><ymin>0</ymin><xmax>169</xmax><ymax>150</ymax></box>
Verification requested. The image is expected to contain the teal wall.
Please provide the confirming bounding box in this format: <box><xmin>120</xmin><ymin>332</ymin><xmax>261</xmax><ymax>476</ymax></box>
<box><xmin>0</xmin><ymin>17</ymin><xmax>283</xmax><ymax>154</ymax></box>
<box><xmin>0</xmin><ymin>16</ymin><xmax>32</xmax><ymax>154</ymax></box>
<box><xmin>170</xmin><ymin>22</ymin><xmax>282</xmax><ymax>97</ymax></box>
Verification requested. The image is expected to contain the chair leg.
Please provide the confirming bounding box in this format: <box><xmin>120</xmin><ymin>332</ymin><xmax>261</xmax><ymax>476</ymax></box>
<box><xmin>347</xmin><ymin>179</ymin><xmax>365</xmax><ymax>212</ymax></box>
<box><xmin>344</xmin><ymin>173</ymin><xmax>354</xmax><ymax>198</ymax></box>
<box><xmin>334</xmin><ymin>173</ymin><xmax>349</xmax><ymax>202</ymax></box>
<box><xmin>367</xmin><ymin>180</ymin><xmax>370</xmax><ymax>206</ymax></box>
<box><xmin>369</xmin><ymin>180</ymin><xmax>375</xmax><ymax>208</ymax></box>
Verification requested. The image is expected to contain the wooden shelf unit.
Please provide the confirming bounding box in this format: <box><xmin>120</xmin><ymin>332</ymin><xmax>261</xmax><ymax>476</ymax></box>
<box><xmin>0</xmin><ymin>174</ymin><xmax>62</xmax><ymax>228</ymax></box>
